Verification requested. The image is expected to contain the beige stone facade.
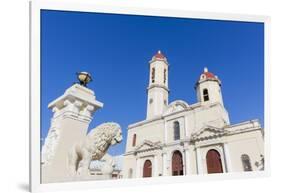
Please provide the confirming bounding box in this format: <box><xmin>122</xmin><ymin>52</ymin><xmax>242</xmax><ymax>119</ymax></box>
<box><xmin>123</xmin><ymin>51</ymin><xmax>264</xmax><ymax>178</ymax></box>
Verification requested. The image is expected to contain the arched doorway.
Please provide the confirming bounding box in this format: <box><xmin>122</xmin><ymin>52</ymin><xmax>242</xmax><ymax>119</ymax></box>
<box><xmin>172</xmin><ymin>150</ymin><xmax>184</xmax><ymax>176</ymax></box>
<box><xmin>206</xmin><ymin>149</ymin><xmax>223</xmax><ymax>174</ymax></box>
<box><xmin>143</xmin><ymin>160</ymin><xmax>152</xmax><ymax>177</ymax></box>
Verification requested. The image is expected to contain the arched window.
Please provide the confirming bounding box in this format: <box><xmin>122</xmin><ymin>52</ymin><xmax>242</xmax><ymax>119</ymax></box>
<box><xmin>132</xmin><ymin>134</ymin><xmax>136</xmax><ymax>147</ymax></box>
<box><xmin>152</xmin><ymin>68</ymin><xmax>155</xmax><ymax>83</ymax></box>
<box><xmin>143</xmin><ymin>160</ymin><xmax>152</xmax><ymax>177</ymax></box>
<box><xmin>172</xmin><ymin>150</ymin><xmax>184</xmax><ymax>176</ymax></box>
<box><xmin>203</xmin><ymin>89</ymin><xmax>209</xmax><ymax>102</ymax></box>
<box><xmin>128</xmin><ymin>168</ymin><xmax>133</xmax><ymax>178</ymax></box>
<box><xmin>173</xmin><ymin>121</ymin><xmax>180</xmax><ymax>140</ymax></box>
<box><xmin>206</xmin><ymin>149</ymin><xmax>223</xmax><ymax>174</ymax></box>
<box><xmin>241</xmin><ymin>154</ymin><xmax>252</xmax><ymax>171</ymax></box>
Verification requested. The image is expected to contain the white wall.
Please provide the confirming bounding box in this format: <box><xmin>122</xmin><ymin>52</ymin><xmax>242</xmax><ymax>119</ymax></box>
<box><xmin>186</xmin><ymin>103</ymin><xmax>229</xmax><ymax>133</ymax></box>
<box><xmin>147</xmin><ymin>87</ymin><xmax>169</xmax><ymax>118</ymax></box>
<box><xmin>227</xmin><ymin>130</ymin><xmax>264</xmax><ymax>172</ymax></box>
<box><xmin>147</xmin><ymin>59</ymin><xmax>169</xmax><ymax>119</ymax></box>
<box><xmin>126</xmin><ymin>119</ymin><xmax>165</xmax><ymax>152</ymax></box>
<box><xmin>196</xmin><ymin>80</ymin><xmax>224</xmax><ymax>106</ymax></box>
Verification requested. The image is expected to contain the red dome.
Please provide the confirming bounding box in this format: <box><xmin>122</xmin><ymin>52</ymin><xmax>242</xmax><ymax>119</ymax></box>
<box><xmin>153</xmin><ymin>50</ymin><xmax>166</xmax><ymax>59</ymax></box>
<box><xmin>196</xmin><ymin>67</ymin><xmax>221</xmax><ymax>87</ymax></box>
<box><xmin>200</xmin><ymin>67</ymin><xmax>217</xmax><ymax>79</ymax></box>
<box><xmin>203</xmin><ymin>71</ymin><xmax>215</xmax><ymax>79</ymax></box>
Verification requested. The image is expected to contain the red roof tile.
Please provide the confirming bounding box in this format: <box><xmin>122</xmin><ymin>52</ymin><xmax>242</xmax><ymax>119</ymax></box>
<box><xmin>153</xmin><ymin>50</ymin><xmax>166</xmax><ymax>60</ymax></box>
<box><xmin>203</xmin><ymin>71</ymin><xmax>215</xmax><ymax>79</ymax></box>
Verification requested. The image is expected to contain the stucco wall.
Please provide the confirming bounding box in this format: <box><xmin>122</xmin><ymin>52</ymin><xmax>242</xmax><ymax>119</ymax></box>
<box><xmin>126</xmin><ymin>119</ymin><xmax>165</xmax><ymax>152</ymax></box>
<box><xmin>226</xmin><ymin>130</ymin><xmax>264</xmax><ymax>172</ymax></box>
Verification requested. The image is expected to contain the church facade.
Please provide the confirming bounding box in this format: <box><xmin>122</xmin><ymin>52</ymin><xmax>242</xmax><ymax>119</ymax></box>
<box><xmin>122</xmin><ymin>51</ymin><xmax>264</xmax><ymax>178</ymax></box>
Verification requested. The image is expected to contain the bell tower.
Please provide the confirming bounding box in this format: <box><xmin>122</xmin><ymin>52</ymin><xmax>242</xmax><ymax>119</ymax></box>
<box><xmin>146</xmin><ymin>50</ymin><xmax>169</xmax><ymax>119</ymax></box>
<box><xmin>195</xmin><ymin>67</ymin><xmax>224</xmax><ymax>106</ymax></box>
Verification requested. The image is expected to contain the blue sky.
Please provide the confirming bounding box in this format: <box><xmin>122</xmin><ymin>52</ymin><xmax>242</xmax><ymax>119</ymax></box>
<box><xmin>41</xmin><ymin>10</ymin><xmax>264</xmax><ymax>156</ymax></box>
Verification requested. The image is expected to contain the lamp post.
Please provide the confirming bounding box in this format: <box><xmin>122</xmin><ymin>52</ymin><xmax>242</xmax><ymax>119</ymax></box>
<box><xmin>76</xmin><ymin>72</ymin><xmax>92</xmax><ymax>87</ymax></box>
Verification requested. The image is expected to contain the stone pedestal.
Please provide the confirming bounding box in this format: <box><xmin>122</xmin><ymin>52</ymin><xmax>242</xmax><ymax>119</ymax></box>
<box><xmin>41</xmin><ymin>84</ymin><xmax>103</xmax><ymax>183</ymax></box>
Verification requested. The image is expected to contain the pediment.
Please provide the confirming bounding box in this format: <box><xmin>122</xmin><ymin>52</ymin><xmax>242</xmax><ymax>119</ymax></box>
<box><xmin>191</xmin><ymin>126</ymin><xmax>228</xmax><ymax>141</ymax></box>
<box><xmin>135</xmin><ymin>140</ymin><xmax>162</xmax><ymax>152</ymax></box>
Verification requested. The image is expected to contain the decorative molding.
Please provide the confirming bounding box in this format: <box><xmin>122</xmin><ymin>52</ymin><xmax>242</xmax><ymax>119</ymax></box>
<box><xmin>191</xmin><ymin>125</ymin><xmax>229</xmax><ymax>141</ymax></box>
<box><xmin>191</xmin><ymin>120</ymin><xmax>262</xmax><ymax>142</ymax></box>
<box><xmin>134</xmin><ymin>140</ymin><xmax>163</xmax><ymax>154</ymax></box>
<box><xmin>163</xmin><ymin>100</ymin><xmax>190</xmax><ymax>116</ymax></box>
<box><xmin>147</xmin><ymin>84</ymin><xmax>169</xmax><ymax>92</ymax></box>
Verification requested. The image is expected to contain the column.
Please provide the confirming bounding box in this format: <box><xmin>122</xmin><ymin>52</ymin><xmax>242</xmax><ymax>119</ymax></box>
<box><xmin>184</xmin><ymin>116</ymin><xmax>188</xmax><ymax>137</ymax></box>
<box><xmin>164</xmin><ymin>121</ymin><xmax>168</xmax><ymax>143</ymax></box>
<box><xmin>190</xmin><ymin>145</ymin><xmax>197</xmax><ymax>174</ymax></box>
<box><xmin>136</xmin><ymin>158</ymin><xmax>141</xmax><ymax>178</ymax></box>
<box><xmin>154</xmin><ymin>155</ymin><xmax>158</xmax><ymax>177</ymax></box>
<box><xmin>183</xmin><ymin>149</ymin><xmax>190</xmax><ymax>175</ymax></box>
<box><xmin>41</xmin><ymin>84</ymin><xmax>103</xmax><ymax>183</ymax></box>
<box><xmin>223</xmin><ymin>143</ymin><xmax>233</xmax><ymax>172</ymax></box>
<box><xmin>162</xmin><ymin>153</ymin><xmax>167</xmax><ymax>176</ymax></box>
<box><xmin>196</xmin><ymin>147</ymin><xmax>204</xmax><ymax>174</ymax></box>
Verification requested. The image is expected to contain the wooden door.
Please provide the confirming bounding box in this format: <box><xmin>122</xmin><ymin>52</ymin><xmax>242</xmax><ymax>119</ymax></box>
<box><xmin>143</xmin><ymin>160</ymin><xmax>152</xmax><ymax>177</ymax></box>
<box><xmin>172</xmin><ymin>151</ymin><xmax>184</xmax><ymax>176</ymax></box>
<box><xmin>206</xmin><ymin>149</ymin><xmax>223</xmax><ymax>174</ymax></box>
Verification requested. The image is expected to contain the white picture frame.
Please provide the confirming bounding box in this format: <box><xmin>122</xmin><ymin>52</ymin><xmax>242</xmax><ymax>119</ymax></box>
<box><xmin>30</xmin><ymin>0</ymin><xmax>270</xmax><ymax>192</ymax></box>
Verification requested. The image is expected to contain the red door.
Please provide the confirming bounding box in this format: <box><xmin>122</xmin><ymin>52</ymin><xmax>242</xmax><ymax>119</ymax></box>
<box><xmin>206</xmin><ymin>149</ymin><xmax>223</xmax><ymax>174</ymax></box>
<box><xmin>172</xmin><ymin>151</ymin><xmax>184</xmax><ymax>176</ymax></box>
<box><xmin>143</xmin><ymin>160</ymin><xmax>152</xmax><ymax>177</ymax></box>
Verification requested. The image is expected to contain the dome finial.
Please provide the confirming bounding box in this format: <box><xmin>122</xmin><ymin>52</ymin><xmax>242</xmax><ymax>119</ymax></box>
<box><xmin>204</xmin><ymin>67</ymin><xmax>208</xmax><ymax>73</ymax></box>
<box><xmin>158</xmin><ymin>50</ymin><xmax>161</xmax><ymax>54</ymax></box>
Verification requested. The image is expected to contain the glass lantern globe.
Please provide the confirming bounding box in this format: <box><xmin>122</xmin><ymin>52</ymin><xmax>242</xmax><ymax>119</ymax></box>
<box><xmin>76</xmin><ymin>71</ymin><xmax>92</xmax><ymax>87</ymax></box>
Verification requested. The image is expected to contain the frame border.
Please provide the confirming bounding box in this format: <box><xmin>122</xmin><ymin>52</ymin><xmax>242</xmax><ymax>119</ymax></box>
<box><xmin>30</xmin><ymin>0</ymin><xmax>270</xmax><ymax>192</ymax></box>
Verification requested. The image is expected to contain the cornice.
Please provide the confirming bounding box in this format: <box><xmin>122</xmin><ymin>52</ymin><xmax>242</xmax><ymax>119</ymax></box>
<box><xmin>147</xmin><ymin>84</ymin><xmax>169</xmax><ymax>92</ymax></box>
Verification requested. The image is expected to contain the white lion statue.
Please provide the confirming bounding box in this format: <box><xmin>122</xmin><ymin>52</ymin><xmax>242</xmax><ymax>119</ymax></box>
<box><xmin>68</xmin><ymin>122</ymin><xmax>122</xmax><ymax>177</ymax></box>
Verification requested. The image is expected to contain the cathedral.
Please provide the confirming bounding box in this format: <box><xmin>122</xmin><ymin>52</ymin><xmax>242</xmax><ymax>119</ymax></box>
<box><xmin>122</xmin><ymin>51</ymin><xmax>264</xmax><ymax>178</ymax></box>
